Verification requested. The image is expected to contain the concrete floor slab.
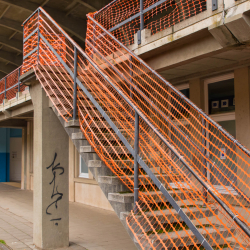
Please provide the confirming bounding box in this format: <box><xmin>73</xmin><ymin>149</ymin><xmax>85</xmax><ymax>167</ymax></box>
<box><xmin>0</xmin><ymin>183</ymin><xmax>137</xmax><ymax>250</ymax></box>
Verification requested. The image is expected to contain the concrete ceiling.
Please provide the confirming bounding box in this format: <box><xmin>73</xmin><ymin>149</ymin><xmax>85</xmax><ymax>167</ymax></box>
<box><xmin>0</xmin><ymin>0</ymin><xmax>112</xmax><ymax>77</ymax></box>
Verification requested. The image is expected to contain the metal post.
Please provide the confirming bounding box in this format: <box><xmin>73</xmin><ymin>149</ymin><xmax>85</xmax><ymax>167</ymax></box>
<box><xmin>137</xmin><ymin>0</ymin><xmax>144</xmax><ymax>45</ymax></box>
<box><xmin>202</xmin><ymin>117</ymin><xmax>207</xmax><ymax>203</ymax></box>
<box><xmin>73</xmin><ymin>46</ymin><xmax>78</xmax><ymax>120</ymax></box>
<box><xmin>18</xmin><ymin>67</ymin><xmax>21</xmax><ymax>93</ymax></box>
<box><xmin>4</xmin><ymin>77</ymin><xmax>6</xmax><ymax>99</ymax></box>
<box><xmin>134</xmin><ymin>112</ymin><xmax>139</xmax><ymax>212</ymax></box>
<box><xmin>37</xmin><ymin>9</ymin><xmax>40</xmax><ymax>63</ymax></box>
<box><xmin>129</xmin><ymin>56</ymin><xmax>133</xmax><ymax>100</ymax></box>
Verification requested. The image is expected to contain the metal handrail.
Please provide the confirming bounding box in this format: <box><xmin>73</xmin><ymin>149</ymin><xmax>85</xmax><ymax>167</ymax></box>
<box><xmin>0</xmin><ymin>66</ymin><xmax>22</xmax><ymax>102</ymax></box>
<box><xmin>21</xmin><ymin>6</ymin><xmax>250</xmax><ymax>243</ymax></box>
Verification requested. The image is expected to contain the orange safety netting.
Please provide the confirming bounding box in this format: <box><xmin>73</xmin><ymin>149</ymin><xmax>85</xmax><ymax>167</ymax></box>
<box><xmin>94</xmin><ymin>0</ymin><xmax>207</xmax><ymax>46</ymax></box>
<box><xmin>0</xmin><ymin>66</ymin><xmax>23</xmax><ymax>105</ymax></box>
<box><xmin>22</xmin><ymin>5</ymin><xmax>250</xmax><ymax>250</ymax></box>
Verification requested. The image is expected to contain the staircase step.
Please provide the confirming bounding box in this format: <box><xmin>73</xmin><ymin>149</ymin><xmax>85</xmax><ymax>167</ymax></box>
<box><xmin>80</xmin><ymin>145</ymin><xmax>131</xmax><ymax>155</ymax></box>
<box><xmin>80</xmin><ymin>145</ymin><xmax>95</xmax><ymax>153</ymax></box>
<box><xmin>127</xmin><ymin>205</ymin><xmax>218</xmax><ymax>234</ymax></box>
<box><xmin>88</xmin><ymin>159</ymin><xmax>134</xmax><ymax>169</ymax></box>
<box><xmin>108</xmin><ymin>189</ymin><xmax>198</xmax><ymax>205</ymax></box>
<box><xmin>136</xmin><ymin>226</ymin><xmax>235</xmax><ymax>249</ymax></box>
<box><xmin>65</xmin><ymin>120</ymin><xmax>80</xmax><ymax>128</ymax></box>
<box><xmin>99</xmin><ymin>174</ymin><xmax>170</xmax><ymax>185</ymax></box>
<box><xmin>72</xmin><ymin>132</ymin><xmax>86</xmax><ymax>140</ymax></box>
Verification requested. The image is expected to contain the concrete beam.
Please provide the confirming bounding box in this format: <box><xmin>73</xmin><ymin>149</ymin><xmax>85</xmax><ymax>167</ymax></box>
<box><xmin>30</xmin><ymin>82</ymin><xmax>69</xmax><ymax>249</ymax></box>
<box><xmin>0</xmin><ymin>35</ymin><xmax>22</xmax><ymax>53</ymax></box>
<box><xmin>225</xmin><ymin>13</ymin><xmax>250</xmax><ymax>43</ymax></box>
<box><xmin>0</xmin><ymin>61</ymin><xmax>16</xmax><ymax>74</ymax></box>
<box><xmin>0</xmin><ymin>50</ymin><xmax>22</xmax><ymax>66</ymax></box>
<box><xmin>168</xmin><ymin>58</ymin><xmax>250</xmax><ymax>84</ymax></box>
<box><xmin>0</xmin><ymin>17</ymin><xmax>23</xmax><ymax>33</ymax></box>
<box><xmin>145</xmin><ymin>31</ymin><xmax>223</xmax><ymax>72</ymax></box>
<box><xmin>0</xmin><ymin>0</ymin><xmax>86</xmax><ymax>41</ymax></box>
<box><xmin>208</xmin><ymin>21</ymin><xmax>238</xmax><ymax>48</ymax></box>
<box><xmin>0</xmin><ymin>118</ymin><xmax>27</xmax><ymax>127</ymax></box>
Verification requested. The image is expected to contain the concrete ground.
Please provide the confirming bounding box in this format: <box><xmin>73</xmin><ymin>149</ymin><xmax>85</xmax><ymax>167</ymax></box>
<box><xmin>0</xmin><ymin>183</ymin><xmax>137</xmax><ymax>250</ymax></box>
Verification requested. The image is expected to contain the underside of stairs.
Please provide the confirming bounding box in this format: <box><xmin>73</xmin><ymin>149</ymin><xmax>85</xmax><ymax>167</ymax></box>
<box><xmin>51</xmin><ymin>107</ymin><xmax>141</xmax><ymax>248</ymax></box>
<box><xmin>50</xmin><ymin>106</ymin><xmax>245</xmax><ymax>250</ymax></box>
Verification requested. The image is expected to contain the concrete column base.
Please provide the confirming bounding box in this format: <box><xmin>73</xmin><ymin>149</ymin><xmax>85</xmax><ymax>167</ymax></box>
<box><xmin>30</xmin><ymin>82</ymin><xmax>69</xmax><ymax>249</ymax></box>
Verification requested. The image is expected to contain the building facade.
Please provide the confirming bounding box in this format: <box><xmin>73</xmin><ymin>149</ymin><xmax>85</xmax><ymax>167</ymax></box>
<box><xmin>0</xmin><ymin>0</ymin><xmax>250</xmax><ymax>249</ymax></box>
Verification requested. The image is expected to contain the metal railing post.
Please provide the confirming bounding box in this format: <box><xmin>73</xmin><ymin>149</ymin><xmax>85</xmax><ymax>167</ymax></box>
<box><xmin>18</xmin><ymin>67</ymin><xmax>21</xmax><ymax>93</ymax></box>
<box><xmin>137</xmin><ymin>0</ymin><xmax>144</xmax><ymax>44</ymax></box>
<box><xmin>4</xmin><ymin>77</ymin><xmax>6</xmax><ymax>99</ymax></box>
<box><xmin>202</xmin><ymin>117</ymin><xmax>208</xmax><ymax>203</ymax></box>
<box><xmin>37</xmin><ymin>9</ymin><xmax>40</xmax><ymax>63</ymax></box>
<box><xmin>73</xmin><ymin>46</ymin><xmax>78</xmax><ymax>120</ymax></box>
<box><xmin>134</xmin><ymin>112</ymin><xmax>139</xmax><ymax>211</ymax></box>
<box><xmin>129</xmin><ymin>55</ymin><xmax>133</xmax><ymax>100</ymax></box>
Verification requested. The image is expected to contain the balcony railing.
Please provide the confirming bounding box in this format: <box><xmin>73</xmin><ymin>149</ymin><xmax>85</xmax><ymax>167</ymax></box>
<box><xmin>0</xmin><ymin>66</ymin><xmax>24</xmax><ymax>105</ymax></box>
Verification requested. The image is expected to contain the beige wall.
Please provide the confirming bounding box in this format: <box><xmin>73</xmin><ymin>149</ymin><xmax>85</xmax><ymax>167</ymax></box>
<box><xmin>68</xmin><ymin>138</ymin><xmax>113</xmax><ymax>211</ymax></box>
<box><xmin>23</xmin><ymin>120</ymin><xmax>113</xmax><ymax>211</ymax></box>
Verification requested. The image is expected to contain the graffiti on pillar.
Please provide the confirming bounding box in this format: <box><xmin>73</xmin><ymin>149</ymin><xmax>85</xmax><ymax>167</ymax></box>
<box><xmin>46</xmin><ymin>152</ymin><xmax>64</xmax><ymax>226</ymax></box>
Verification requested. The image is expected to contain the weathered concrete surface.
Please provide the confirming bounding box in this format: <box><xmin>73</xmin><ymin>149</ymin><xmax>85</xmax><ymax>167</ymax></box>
<box><xmin>0</xmin><ymin>183</ymin><xmax>137</xmax><ymax>250</ymax></box>
<box><xmin>30</xmin><ymin>82</ymin><xmax>69</xmax><ymax>249</ymax></box>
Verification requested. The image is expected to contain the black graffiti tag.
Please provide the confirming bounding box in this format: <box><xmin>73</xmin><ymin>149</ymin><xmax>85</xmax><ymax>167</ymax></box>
<box><xmin>46</xmin><ymin>153</ymin><xmax>64</xmax><ymax>226</ymax></box>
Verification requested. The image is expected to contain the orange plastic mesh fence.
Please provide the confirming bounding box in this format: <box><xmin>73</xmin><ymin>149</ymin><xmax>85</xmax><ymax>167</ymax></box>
<box><xmin>94</xmin><ymin>0</ymin><xmax>207</xmax><ymax>46</ymax></box>
<box><xmin>22</xmin><ymin>6</ymin><xmax>250</xmax><ymax>250</ymax></box>
<box><xmin>0</xmin><ymin>67</ymin><xmax>23</xmax><ymax>105</ymax></box>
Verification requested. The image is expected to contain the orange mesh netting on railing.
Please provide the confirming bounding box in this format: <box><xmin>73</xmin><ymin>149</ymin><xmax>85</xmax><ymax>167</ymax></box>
<box><xmin>0</xmin><ymin>66</ymin><xmax>23</xmax><ymax>105</ymax></box>
<box><xmin>22</xmin><ymin>5</ymin><xmax>250</xmax><ymax>250</ymax></box>
<box><xmin>94</xmin><ymin>0</ymin><xmax>207</xmax><ymax>46</ymax></box>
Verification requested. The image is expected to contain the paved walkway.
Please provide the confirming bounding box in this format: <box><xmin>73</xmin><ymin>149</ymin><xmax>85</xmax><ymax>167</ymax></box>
<box><xmin>0</xmin><ymin>183</ymin><xmax>137</xmax><ymax>250</ymax></box>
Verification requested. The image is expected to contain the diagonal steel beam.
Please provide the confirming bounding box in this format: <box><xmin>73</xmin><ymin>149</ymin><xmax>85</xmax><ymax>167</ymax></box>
<box><xmin>0</xmin><ymin>0</ymin><xmax>86</xmax><ymax>41</ymax></box>
<box><xmin>0</xmin><ymin>17</ymin><xmax>22</xmax><ymax>33</ymax></box>
<box><xmin>0</xmin><ymin>71</ymin><xmax>5</xmax><ymax>79</ymax></box>
<box><xmin>0</xmin><ymin>5</ymin><xmax>10</xmax><ymax>19</ymax></box>
<box><xmin>0</xmin><ymin>61</ymin><xmax>16</xmax><ymax>74</ymax></box>
<box><xmin>76</xmin><ymin>0</ymin><xmax>98</xmax><ymax>12</ymax></box>
<box><xmin>0</xmin><ymin>50</ymin><xmax>22</xmax><ymax>66</ymax></box>
<box><xmin>0</xmin><ymin>35</ymin><xmax>22</xmax><ymax>53</ymax></box>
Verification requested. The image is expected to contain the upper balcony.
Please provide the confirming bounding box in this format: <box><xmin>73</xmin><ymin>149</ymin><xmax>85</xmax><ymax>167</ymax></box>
<box><xmin>0</xmin><ymin>0</ymin><xmax>250</xmax><ymax>108</ymax></box>
<box><xmin>94</xmin><ymin>0</ymin><xmax>250</xmax><ymax>83</ymax></box>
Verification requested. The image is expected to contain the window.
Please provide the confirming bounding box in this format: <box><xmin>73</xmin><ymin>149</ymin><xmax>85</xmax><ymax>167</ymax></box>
<box><xmin>79</xmin><ymin>156</ymin><xmax>89</xmax><ymax>178</ymax></box>
<box><xmin>204</xmin><ymin>73</ymin><xmax>235</xmax><ymax>117</ymax></box>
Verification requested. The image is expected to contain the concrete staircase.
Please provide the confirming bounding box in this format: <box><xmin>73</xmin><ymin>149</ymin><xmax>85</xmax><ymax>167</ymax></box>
<box><xmin>49</xmin><ymin>105</ymin><xmax>245</xmax><ymax>250</ymax></box>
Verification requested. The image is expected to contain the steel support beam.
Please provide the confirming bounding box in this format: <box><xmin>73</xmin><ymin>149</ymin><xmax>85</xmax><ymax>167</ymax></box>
<box><xmin>0</xmin><ymin>61</ymin><xmax>16</xmax><ymax>74</ymax></box>
<box><xmin>0</xmin><ymin>0</ymin><xmax>86</xmax><ymax>41</ymax></box>
<box><xmin>0</xmin><ymin>35</ymin><xmax>22</xmax><ymax>53</ymax></box>
<box><xmin>0</xmin><ymin>50</ymin><xmax>22</xmax><ymax>66</ymax></box>
<box><xmin>134</xmin><ymin>112</ymin><xmax>139</xmax><ymax>211</ymax></box>
<box><xmin>0</xmin><ymin>17</ymin><xmax>23</xmax><ymax>33</ymax></box>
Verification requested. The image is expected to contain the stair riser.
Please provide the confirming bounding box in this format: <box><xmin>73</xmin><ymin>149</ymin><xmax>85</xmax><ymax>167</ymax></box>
<box><xmin>151</xmin><ymin>229</ymin><xmax>234</xmax><ymax>249</ymax></box>
<box><xmin>128</xmin><ymin>209</ymin><xmax>218</xmax><ymax>234</ymax></box>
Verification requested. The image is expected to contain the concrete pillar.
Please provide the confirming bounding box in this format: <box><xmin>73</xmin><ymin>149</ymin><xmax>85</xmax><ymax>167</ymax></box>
<box><xmin>30</xmin><ymin>82</ymin><xmax>69</xmax><ymax>249</ymax></box>
<box><xmin>235</xmin><ymin>67</ymin><xmax>250</xmax><ymax>149</ymax></box>
<box><xmin>26</xmin><ymin>120</ymin><xmax>33</xmax><ymax>190</ymax></box>
<box><xmin>189</xmin><ymin>78</ymin><xmax>204</xmax><ymax>190</ymax></box>
<box><xmin>69</xmin><ymin>138</ymin><xmax>75</xmax><ymax>202</ymax></box>
<box><xmin>21</xmin><ymin>127</ymin><xmax>27</xmax><ymax>190</ymax></box>
<box><xmin>189</xmin><ymin>78</ymin><xmax>204</xmax><ymax>109</ymax></box>
<box><xmin>235</xmin><ymin>67</ymin><xmax>250</xmax><ymax>199</ymax></box>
